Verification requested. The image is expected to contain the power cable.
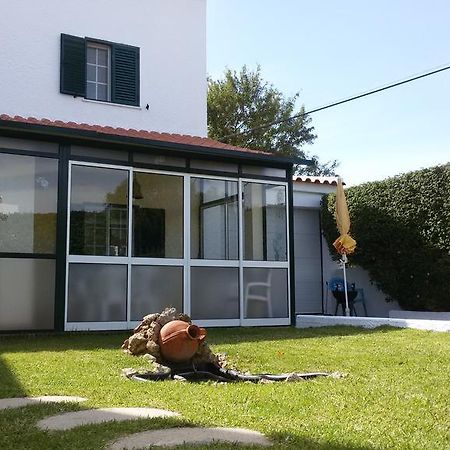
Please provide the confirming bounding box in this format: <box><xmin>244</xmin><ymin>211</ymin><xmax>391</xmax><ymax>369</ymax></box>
<box><xmin>220</xmin><ymin>63</ymin><xmax>450</xmax><ymax>140</ymax></box>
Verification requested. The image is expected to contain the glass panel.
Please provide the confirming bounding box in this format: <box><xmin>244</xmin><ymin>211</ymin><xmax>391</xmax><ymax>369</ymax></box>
<box><xmin>86</xmin><ymin>64</ymin><xmax>96</xmax><ymax>82</ymax></box>
<box><xmin>190</xmin><ymin>160</ymin><xmax>238</xmax><ymax>173</ymax></box>
<box><xmin>0</xmin><ymin>258</ymin><xmax>55</xmax><ymax>330</ymax></box>
<box><xmin>86</xmin><ymin>82</ymin><xmax>96</xmax><ymax>99</ymax></box>
<box><xmin>97</xmin><ymin>67</ymin><xmax>108</xmax><ymax>83</ymax></box>
<box><xmin>87</xmin><ymin>46</ymin><xmax>96</xmax><ymax>64</ymax></box>
<box><xmin>0</xmin><ymin>137</ymin><xmax>58</xmax><ymax>153</ymax></box>
<box><xmin>243</xmin><ymin>182</ymin><xmax>287</xmax><ymax>261</ymax></box>
<box><xmin>190</xmin><ymin>178</ymin><xmax>238</xmax><ymax>260</ymax></box>
<box><xmin>242</xmin><ymin>165</ymin><xmax>287</xmax><ymax>178</ymax></box>
<box><xmin>133</xmin><ymin>172</ymin><xmax>183</xmax><ymax>258</ymax></box>
<box><xmin>244</xmin><ymin>268</ymin><xmax>288</xmax><ymax>319</ymax></box>
<box><xmin>69</xmin><ymin>165</ymin><xmax>129</xmax><ymax>256</ymax></box>
<box><xmin>67</xmin><ymin>263</ymin><xmax>127</xmax><ymax>322</ymax></box>
<box><xmin>131</xmin><ymin>266</ymin><xmax>183</xmax><ymax>320</ymax></box>
<box><xmin>0</xmin><ymin>153</ymin><xmax>58</xmax><ymax>253</ymax></box>
<box><xmin>97</xmin><ymin>84</ymin><xmax>108</xmax><ymax>101</ymax></box>
<box><xmin>133</xmin><ymin>152</ymin><xmax>186</xmax><ymax>168</ymax></box>
<box><xmin>97</xmin><ymin>48</ymin><xmax>108</xmax><ymax>66</ymax></box>
<box><xmin>191</xmin><ymin>267</ymin><xmax>239</xmax><ymax>320</ymax></box>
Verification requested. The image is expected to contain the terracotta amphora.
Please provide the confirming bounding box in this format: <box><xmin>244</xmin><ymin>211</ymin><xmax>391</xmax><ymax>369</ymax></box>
<box><xmin>158</xmin><ymin>320</ymin><xmax>207</xmax><ymax>363</ymax></box>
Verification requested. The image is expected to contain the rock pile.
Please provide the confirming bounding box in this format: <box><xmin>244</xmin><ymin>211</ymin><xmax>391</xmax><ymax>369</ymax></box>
<box><xmin>121</xmin><ymin>308</ymin><xmax>222</xmax><ymax>367</ymax></box>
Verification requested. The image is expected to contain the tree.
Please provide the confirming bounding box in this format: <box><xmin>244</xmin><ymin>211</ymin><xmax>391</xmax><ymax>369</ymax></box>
<box><xmin>207</xmin><ymin>65</ymin><xmax>338</xmax><ymax>175</ymax></box>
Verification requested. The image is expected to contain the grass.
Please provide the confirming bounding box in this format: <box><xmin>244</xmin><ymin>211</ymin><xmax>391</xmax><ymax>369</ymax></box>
<box><xmin>0</xmin><ymin>326</ymin><xmax>449</xmax><ymax>449</ymax></box>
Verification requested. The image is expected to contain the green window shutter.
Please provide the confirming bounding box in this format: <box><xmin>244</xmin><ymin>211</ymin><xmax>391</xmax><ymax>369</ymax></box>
<box><xmin>60</xmin><ymin>34</ymin><xmax>86</xmax><ymax>96</ymax></box>
<box><xmin>111</xmin><ymin>44</ymin><xmax>140</xmax><ymax>106</ymax></box>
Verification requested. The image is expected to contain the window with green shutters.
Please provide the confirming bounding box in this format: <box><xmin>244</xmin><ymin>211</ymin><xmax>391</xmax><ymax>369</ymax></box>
<box><xmin>60</xmin><ymin>34</ymin><xmax>140</xmax><ymax>106</ymax></box>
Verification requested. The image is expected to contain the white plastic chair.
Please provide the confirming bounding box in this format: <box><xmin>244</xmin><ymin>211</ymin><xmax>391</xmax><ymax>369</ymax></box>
<box><xmin>244</xmin><ymin>271</ymin><xmax>273</xmax><ymax>317</ymax></box>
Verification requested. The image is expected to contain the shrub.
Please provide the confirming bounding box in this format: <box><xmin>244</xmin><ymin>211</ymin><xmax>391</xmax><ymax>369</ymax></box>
<box><xmin>321</xmin><ymin>165</ymin><xmax>450</xmax><ymax>311</ymax></box>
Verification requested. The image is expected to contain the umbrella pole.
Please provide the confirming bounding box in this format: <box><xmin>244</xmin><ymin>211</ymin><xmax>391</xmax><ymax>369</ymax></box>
<box><xmin>341</xmin><ymin>253</ymin><xmax>351</xmax><ymax>316</ymax></box>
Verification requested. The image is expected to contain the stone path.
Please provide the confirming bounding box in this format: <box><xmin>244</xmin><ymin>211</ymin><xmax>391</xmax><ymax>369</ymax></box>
<box><xmin>1</xmin><ymin>396</ymin><xmax>271</xmax><ymax>446</ymax></box>
<box><xmin>107</xmin><ymin>427</ymin><xmax>272</xmax><ymax>449</ymax></box>
<box><xmin>37</xmin><ymin>407</ymin><xmax>180</xmax><ymax>431</ymax></box>
<box><xmin>0</xmin><ymin>396</ymin><xmax>87</xmax><ymax>410</ymax></box>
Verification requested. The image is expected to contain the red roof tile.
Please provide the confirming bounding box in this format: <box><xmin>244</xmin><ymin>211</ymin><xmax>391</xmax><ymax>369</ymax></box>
<box><xmin>0</xmin><ymin>114</ymin><xmax>270</xmax><ymax>155</ymax></box>
<box><xmin>293</xmin><ymin>175</ymin><xmax>340</xmax><ymax>186</ymax></box>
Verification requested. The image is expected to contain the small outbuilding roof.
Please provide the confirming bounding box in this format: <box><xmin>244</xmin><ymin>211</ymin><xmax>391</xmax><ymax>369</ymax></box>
<box><xmin>293</xmin><ymin>175</ymin><xmax>340</xmax><ymax>185</ymax></box>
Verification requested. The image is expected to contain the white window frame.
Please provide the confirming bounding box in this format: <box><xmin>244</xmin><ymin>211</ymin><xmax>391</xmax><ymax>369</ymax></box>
<box><xmin>86</xmin><ymin>42</ymin><xmax>111</xmax><ymax>102</ymax></box>
<box><xmin>65</xmin><ymin>162</ymin><xmax>290</xmax><ymax>331</ymax></box>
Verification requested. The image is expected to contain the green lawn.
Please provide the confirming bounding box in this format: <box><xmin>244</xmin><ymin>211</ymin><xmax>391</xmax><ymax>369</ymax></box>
<box><xmin>0</xmin><ymin>326</ymin><xmax>449</xmax><ymax>449</ymax></box>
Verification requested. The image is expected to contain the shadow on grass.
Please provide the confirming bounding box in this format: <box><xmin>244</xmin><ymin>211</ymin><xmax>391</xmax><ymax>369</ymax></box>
<box><xmin>0</xmin><ymin>354</ymin><xmax>26</xmax><ymax>398</ymax></box>
<box><xmin>0</xmin><ymin>331</ymin><xmax>129</xmax><ymax>354</ymax></box>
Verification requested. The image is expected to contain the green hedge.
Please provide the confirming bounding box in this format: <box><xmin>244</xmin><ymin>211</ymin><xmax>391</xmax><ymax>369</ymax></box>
<box><xmin>321</xmin><ymin>165</ymin><xmax>450</xmax><ymax>311</ymax></box>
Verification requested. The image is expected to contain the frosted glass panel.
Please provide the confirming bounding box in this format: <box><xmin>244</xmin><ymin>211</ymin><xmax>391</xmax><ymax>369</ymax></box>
<box><xmin>133</xmin><ymin>172</ymin><xmax>183</xmax><ymax>258</ymax></box>
<box><xmin>243</xmin><ymin>182</ymin><xmax>287</xmax><ymax>261</ymax></box>
<box><xmin>190</xmin><ymin>160</ymin><xmax>238</xmax><ymax>173</ymax></box>
<box><xmin>190</xmin><ymin>178</ymin><xmax>238</xmax><ymax>260</ymax></box>
<box><xmin>67</xmin><ymin>264</ymin><xmax>127</xmax><ymax>322</ymax></box>
<box><xmin>0</xmin><ymin>153</ymin><xmax>58</xmax><ymax>253</ymax></box>
<box><xmin>69</xmin><ymin>165</ymin><xmax>129</xmax><ymax>256</ymax></box>
<box><xmin>0</xmin><ymin>137</ymin><xmax>58</xmax><ymax>153</ymax></box>
<box><xmin>242</xmin><ymin>166</ymin><xmax>286</xmax><ymax>178</ymax></box>
<box><xmin>131</xmin><ymin>266</ymin><xmax>183</xmax><ymax>320</ymax></box>
<box><xmin>71</xmin><ymin>146</ymin><xmax>129</xmax><ymax>161</ymax></box>
<box><xmin>191</xmin><ymin>267</ymin><xmax>239</xmax><ymax>319</ymax></box>
<box><xmin>0</xmin><ymin>258</ymin><xmax>55</xmax><ymax>330</ymax></box>
<box><xmin>133</xmin><ymin>153</ymin><xmax>186</xmax><ymax>167</ymax></box>
<box><xmin>244</xmin><ymin>268</ymin><xmax>288</xmax><ymax>319</ymax></box>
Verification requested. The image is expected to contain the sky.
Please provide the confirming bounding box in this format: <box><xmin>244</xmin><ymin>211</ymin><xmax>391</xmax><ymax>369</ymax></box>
<box><xmin>207</xmin><ymin>0</ymin><xmax>450</xmax><ymax>186</ymax></box>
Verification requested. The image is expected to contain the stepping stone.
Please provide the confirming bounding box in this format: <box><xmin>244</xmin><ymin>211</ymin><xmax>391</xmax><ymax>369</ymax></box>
<box><xmin>0</xmin><ymin>396</ymin><xmax>87</xmax><ymax>410</ymax></box>
<box><xmin>37</xmin><ymin>407</ymin><xmax>180</xmax><ymax>431</ymax></box>
<box><xmin>107</xmin><ymin>427</ymin><xmax>272</xmax><ymax>449</ymax></box>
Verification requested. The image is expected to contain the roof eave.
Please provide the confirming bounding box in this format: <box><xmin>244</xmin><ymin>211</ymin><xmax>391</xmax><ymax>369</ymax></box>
<box><xmin>0</xmin><ymin>118</ymin><xmax>313</xmax><ymax>167</ymax></box>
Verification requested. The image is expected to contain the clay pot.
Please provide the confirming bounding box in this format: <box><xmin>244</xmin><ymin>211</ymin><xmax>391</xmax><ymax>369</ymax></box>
<box><xmin>158</xmin><ymin>320</ymin><xmax>207</xmax><ymax>363</ymax></box>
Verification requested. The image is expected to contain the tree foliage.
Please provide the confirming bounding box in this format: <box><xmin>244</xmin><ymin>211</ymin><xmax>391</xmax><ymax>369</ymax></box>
<box><xmin>207</xmin><ymin>66</ymin><xmax>338</xmax><ymax>175</ymax></box>
<box><xmin>321</xmin><ymin>165</ymin><xmax>450</xmax><ymax>311</ymax></box>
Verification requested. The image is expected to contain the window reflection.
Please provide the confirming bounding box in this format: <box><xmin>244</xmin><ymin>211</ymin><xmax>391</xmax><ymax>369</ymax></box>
<box><xmin>190</xmin><ymin>178</ymin><xmax>238</xmax><ymax>260</ymax></box>
<box><xmin>132</xmin><ymin>172</ymin><xmax>183</xmax><ymax>258</ymax></box>
<box><xmin>0</xmin><ymin>153</ymin><xmax>58</xmax><ymax>253</ymax></box>
<box><xmin>243</xmin><ymin>182</ymin><xmax>287</xmax><ymax>261</ymax></box>
<box><xmin>69</xmin><ymin>165</ymin><xmax>128</xmax><ymax>256</ymax></box>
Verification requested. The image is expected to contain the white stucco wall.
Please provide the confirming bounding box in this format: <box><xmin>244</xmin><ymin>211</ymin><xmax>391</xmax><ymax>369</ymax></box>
<box><xmin>0</xmin><ymin>0</ymin><xmax>207</xmax><ymax>136</ymax></box>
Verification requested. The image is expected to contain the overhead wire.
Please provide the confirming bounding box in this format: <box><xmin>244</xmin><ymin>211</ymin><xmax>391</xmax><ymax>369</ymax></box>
<box><xmin>220</xmin><ymin>63</ymin><xmax>450</xmax><ymax>140</ymax></box>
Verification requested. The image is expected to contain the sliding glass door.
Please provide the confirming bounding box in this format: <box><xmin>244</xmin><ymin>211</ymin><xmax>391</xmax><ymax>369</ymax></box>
<box><xmin>65</xmin><ymin>162</ymin><xmax>290</xmax><ymax>330</ymax></box>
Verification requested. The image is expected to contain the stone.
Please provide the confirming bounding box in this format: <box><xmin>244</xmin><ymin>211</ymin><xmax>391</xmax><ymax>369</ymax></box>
<box><xmin>127</xmin><ymin>334</ymin><xmax>148</xmax><ymax>355</ymax></box>
<box><xmin>37</xmin><ymin>407</ymin><xmax>180</xmax><ymax>431</ymax></box>
<box><xmin>0</xmin><ymin>396</ymin><xmax>87</xmax><ymax>410</ymax></box>
<box><xmin>107</xmin><ymin>427</ymin><xmax>272</xmax><ymax>449</ymax></box>
<box><xmin>145</xmin><ymin>340</ymin><xmax>161</xmax><ymax>359</ymax></box>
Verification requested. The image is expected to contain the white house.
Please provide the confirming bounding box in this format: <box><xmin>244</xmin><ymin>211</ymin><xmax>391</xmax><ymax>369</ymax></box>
<box><xmin>0</xmin><ymin>0</ymin><xmax>312</xmax><ymax>332</ymax></box>
<box><xmin>0</xmin><ymin>0</ymin><xmax>207</xmax><ymax>136</ymax></box>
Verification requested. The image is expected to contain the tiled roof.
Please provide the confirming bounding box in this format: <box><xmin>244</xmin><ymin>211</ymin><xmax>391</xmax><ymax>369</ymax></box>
<box><xmin>0</xmin><ymin>114</ymin><xmax>269</xmax><ymax>155</ymax></box>
<box><xmin>293</xmin><ymin>175</ymin><xmax>340</xmax><ymax>185</ymax></box>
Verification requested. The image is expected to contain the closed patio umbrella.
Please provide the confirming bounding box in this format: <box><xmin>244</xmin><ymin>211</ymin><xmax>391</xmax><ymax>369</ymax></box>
<box><xmin>332</xmin><ymin>178</ymin><xmax>356</xmax><ymax>316</ymax></box>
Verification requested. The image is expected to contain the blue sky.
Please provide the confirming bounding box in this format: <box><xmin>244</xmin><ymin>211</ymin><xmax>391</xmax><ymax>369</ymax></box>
<box><xmin>207</xmin><ymin>0</ymin><xmax>450</xmax><ymax>185</ymax></box>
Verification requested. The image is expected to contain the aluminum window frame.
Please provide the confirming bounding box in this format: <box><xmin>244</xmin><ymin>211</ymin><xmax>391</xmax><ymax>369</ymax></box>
<box><xmin>65</xmin><ymin>161</ymin><xmax>291</xmax><ymax>330</ymax></box>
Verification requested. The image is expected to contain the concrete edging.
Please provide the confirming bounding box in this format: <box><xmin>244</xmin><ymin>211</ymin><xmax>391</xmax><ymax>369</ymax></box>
<box><xmin>296</xmin><ymin>315</ymin><xmax>450</xmax><ymax>332</ymax></box>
